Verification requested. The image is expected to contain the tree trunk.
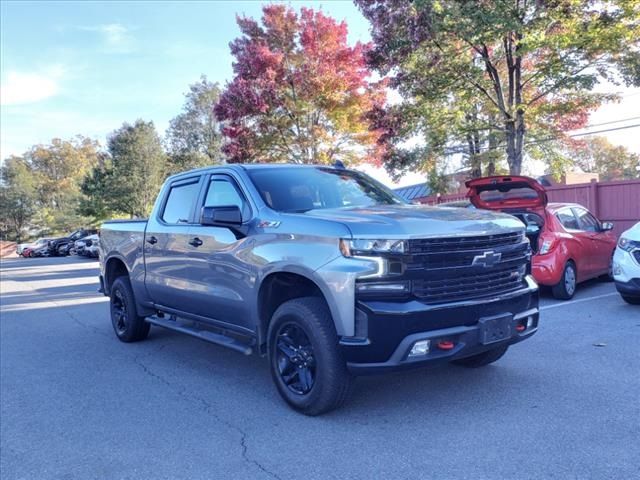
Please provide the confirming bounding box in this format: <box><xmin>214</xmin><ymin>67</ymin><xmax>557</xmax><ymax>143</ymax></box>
<box><xmin>467</xmin><ymin>133</ymin><xmax>482</xmax><ymax>178</ymax></box>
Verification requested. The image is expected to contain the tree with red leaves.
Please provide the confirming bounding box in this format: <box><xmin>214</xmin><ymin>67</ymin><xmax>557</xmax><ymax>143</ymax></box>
<box><xmin>215</xmin><ymin>5</ymin><xmax>386</xmax><ymax>165</ymax></box>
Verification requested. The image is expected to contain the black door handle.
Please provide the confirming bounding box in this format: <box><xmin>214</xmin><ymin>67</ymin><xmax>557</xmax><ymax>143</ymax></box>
<box><xmin>189</xmin><ymin>237</ymin><xmax>203</xmax><ymax>247</ymax></box>
<box><xmin>146</xmin><ymin>236</ymin><xmax>158</xmax><ymax>245</ymax></box>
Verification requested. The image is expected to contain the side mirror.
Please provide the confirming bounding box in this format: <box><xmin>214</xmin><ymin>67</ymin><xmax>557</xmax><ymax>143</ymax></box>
<box><xmin>601</xmin><ymin>222</ymin><xmax>614</xmax><ymax>232</ymax></box>
<box><xmin>200</xmin><ymin>205</ymin><xmax>243</xmax><ymax>226</ymax></box>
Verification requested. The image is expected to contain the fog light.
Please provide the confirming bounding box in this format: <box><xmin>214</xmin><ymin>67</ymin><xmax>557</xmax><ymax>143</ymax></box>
<box><xmin>409</xmin><ymin>340</ymin><xmax>430</xmax><ymax>357</ymax></box>
<box><xmin>526</xmin><ymin>316</ymin><xmax>534</xmax><ymax>329</ymax></box>
<box><xmin>613</xmin><ymin>262</ymin><xmax>622</xmax><ymax>276</ymax></box>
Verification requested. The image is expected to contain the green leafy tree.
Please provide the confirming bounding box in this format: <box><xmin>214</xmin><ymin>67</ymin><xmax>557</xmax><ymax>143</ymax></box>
<box><xmin>166</xmin><ymin>76</ymin><xmax>224</xmax><ymax>173</ymax></box>
<box><xmin>0</xmin><ymin>157</ymin><xmax>37</xmax><ymax>241</ymax></box>
<box><xmin>564</xmin><ymin>136</ymin><xmax>640</xmax><ymax>180</ymax></box>
<box><xmin>7</xmin><ymin>137</ymin><xmax>102</xmax><ymax>233</ymax></box>
<box><xmin>215</xmin><ymin>4</ymin><xmax>386</xmax><ymax>165</ymax></box>
<box><xmin>78</xmin><ymin>153</ymin><xmax>117</xmax><ymax>221</ymax></box>
<box><xmin>357</xmin><ymin>0</ymin><xmax>640</xmax><ymax>175</ymax></box>
<box><xmin>106</xmin><ymin>120</ymin><xmax>167</xmax><ymax>217</ymax></box>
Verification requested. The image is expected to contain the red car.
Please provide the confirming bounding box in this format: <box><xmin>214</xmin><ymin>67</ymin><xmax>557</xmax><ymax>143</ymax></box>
<box><xmin>466</xmin><ymin>176</ymin><xmax>617</xmax><ymax>299</ymax></box>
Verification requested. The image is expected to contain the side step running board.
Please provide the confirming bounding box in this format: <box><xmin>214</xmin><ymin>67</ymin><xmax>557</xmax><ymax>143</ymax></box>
<box><xmin>146</xmin><ymin>316</ymin><xmax>253</xmax><ymax>355</ymax></box>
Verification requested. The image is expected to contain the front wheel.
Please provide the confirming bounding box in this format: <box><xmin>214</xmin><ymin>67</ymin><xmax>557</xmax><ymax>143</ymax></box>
<box><xmin>57</xmin><ymin>244</ymin><xmax>68</xmax><ymax>256</ymax></box>
<box><xmin>452</xmin><ymin>345</ymin><xmax>509</xmax><ymax>368</ymax></box>
<box><xmin>552</xmin><ymin>261</ymin><xmax>577</xmax><ymax>300</ymax></box>
<box><xmin>110</xmin><ymin>276</ymin><xmax>150</xmax><ymax>342</ymax></box>
<box><xmin>268</xmin><ymin>297</ymin><xmax>353</xmax><ymax>416</ymax></box>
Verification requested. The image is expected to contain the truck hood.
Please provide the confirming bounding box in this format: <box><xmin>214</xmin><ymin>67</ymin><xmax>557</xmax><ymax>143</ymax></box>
<box><xmin>301</xmin><ymin>204</ymin><xmax>524</xmax><ymax>238</ymax></box>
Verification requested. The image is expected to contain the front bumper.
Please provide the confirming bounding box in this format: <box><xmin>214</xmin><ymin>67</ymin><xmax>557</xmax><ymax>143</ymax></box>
<box><xmin>341</xmin><ymin>276</ymin><xmax>539</xmax><ymax>374</ymax></box>
<box><xmin>614</xmin><ymin>279</ymin><xmax>640</xmax><ymax>298</ymax></box>
<box><xmin>613</xmin><ymin>248</ymin><xmax>640</xmax><ymax>284</ymax></box>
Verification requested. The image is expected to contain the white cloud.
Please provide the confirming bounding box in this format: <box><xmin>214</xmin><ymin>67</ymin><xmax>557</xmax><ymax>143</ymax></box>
<box><xmin>0</xmin><ymin>66</ymin><xmax>65</xmax><ymax>106</ymax></box>
<box><xmin>79</xmin><ymin>23</ymin><xmax>135</xmax><ymax>53</ymax></box>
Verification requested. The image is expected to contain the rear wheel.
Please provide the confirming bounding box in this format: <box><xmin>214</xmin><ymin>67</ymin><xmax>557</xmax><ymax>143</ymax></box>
<box><xmin>552</xmin><ymin>261</ymin><xmax>576</xmax><ymax>300</ymax></box>
<box><xmin>268</xmin><ymin>297</ymin><xmax>353</xmax><ymax>416</ymax></box>
<box><xmin>452</xmin><ymin>345</ymin><xmax>509</xmax><ymax>368</ymax></box>
<box><xmin>110</xmin><ymin>276</ymin><xmax>150</xmax><ymax>342</ymax></box>
<box><xmin>57</xmin><ymin>244</ymin><xmax>68</xmax><ymax>256</ymax></box>
<box><xmin>621</xmin><ymin>295</ymin><xmax>640</xmax><ymax>305</ymax></box>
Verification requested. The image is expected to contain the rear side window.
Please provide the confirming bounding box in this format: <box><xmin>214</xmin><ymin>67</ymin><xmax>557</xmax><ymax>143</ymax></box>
<box><xmin>556</xmin><ymin>210</ymin><xmax>579</xmax><ymax>230</ymax></box>
<box><xmin>574</xmin><ymin>208</ymin><xmax>600</xmax><ymax>232</ymax></box>
<box><xmin>162</xmin><ymin>181</ymin><xmax>200</xmax><ymax>224</ymax></box>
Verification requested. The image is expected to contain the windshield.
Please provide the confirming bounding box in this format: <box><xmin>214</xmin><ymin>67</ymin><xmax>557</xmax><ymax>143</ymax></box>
<box><xmin>247</xmin><ymin>167</ymin><xmax>406</xmax><ymax>213</ymax></box>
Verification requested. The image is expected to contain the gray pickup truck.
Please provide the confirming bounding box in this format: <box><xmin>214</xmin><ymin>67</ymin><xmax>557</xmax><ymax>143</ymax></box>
<box><xmin>99</xmin><ymin>164</ymin><xmax>539</xmax><ymax>415</ymax></box>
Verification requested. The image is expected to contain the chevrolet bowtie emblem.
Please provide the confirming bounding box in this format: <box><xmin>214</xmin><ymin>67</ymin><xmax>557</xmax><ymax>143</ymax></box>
<box><xmin>472</xmin><ymin>250</ymin><xmax>502</xmax><ymax>268</ymax></box>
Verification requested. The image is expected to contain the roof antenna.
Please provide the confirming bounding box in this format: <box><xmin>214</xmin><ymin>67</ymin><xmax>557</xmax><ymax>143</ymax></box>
<box><xmin>333</xmin><ymin>159</ymin><xmax>345</xmax><ymax>169</ymax></box>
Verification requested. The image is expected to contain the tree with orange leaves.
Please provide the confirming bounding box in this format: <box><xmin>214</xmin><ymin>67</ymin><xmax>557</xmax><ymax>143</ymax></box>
<box><xmin>215</xmin><ymin>5</ymin><xmax>386</xmax><ymax>165</ymax></box>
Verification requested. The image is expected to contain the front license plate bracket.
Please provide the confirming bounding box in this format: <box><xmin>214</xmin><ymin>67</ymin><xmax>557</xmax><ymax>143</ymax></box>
<box><xmin>479</xmin><ymin>313</ymin><xmax>513</xmax><ymax>345</ymax></box>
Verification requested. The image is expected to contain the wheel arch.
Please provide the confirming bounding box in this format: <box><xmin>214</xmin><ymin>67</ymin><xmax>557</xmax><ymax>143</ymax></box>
<box><xmin>104</xmin><ymin>255</ymin><xmax>130</xmax><ymax>295</ymax></box>
<box><xmin>256</xmin><ymin>270</ymin><xmax>336</xmax><ymax>354</ymax></box>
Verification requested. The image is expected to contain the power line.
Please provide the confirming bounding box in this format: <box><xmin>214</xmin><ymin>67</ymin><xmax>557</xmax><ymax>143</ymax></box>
<box><xmin>571</xmin><ymin>116</ymin><xmax>640</xmax><ymax>130</ymax></box>
<box><xmin>440</xmin><ymin>123</ymin><xmax>640</xmax><ymax>156</ymax></box>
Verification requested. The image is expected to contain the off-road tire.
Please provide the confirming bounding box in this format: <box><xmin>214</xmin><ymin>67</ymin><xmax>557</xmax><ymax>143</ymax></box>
<box><xmin>110</xmin><ymin>276</ymin><xmax>150</xmax><ymax>342</ymax></box>
<box><xmin>452</xmin><ymin>345</ymin><xmax>509</xmax><ymax>368</ymax></box>
<box><xmin>552</xmin><ymin>261</ymin><xmax>577</xmax><ymax>300</ymax></box>
<box><xmin>268</xmin><ymin>297</ymin><xmax>353</xmax><ymax>416</ymax></box>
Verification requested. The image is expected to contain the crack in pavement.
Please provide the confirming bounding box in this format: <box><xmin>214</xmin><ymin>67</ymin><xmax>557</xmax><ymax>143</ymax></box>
<box><xmin>133</xmin><ymin>346</ymin><xmax>283</xmax><ymax>480</ymax></box>
<box><xmin>6</xmin><ymin>262</ymin><xmax>283</xmax><ymax>480</ymax></box>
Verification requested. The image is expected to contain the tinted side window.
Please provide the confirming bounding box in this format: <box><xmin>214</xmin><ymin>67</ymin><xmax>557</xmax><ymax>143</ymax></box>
<box><xmin>162</xmin><ymin>181</ymin><xmax>200</xmax><ymax>224</ymax></box>
<box><xmin>574</xmin><ymin>208</ymin><xmax>600</xmax><ymax>232</ymax></box>
<box><xmin>204</xmin><ymin>178</ymin><xmax>244</xmax><ymax>209</ymax></box>
<box><xmin>556</xmin><ymin>210</ymin><xmax>579</xmax><ymax>230</ymax></box>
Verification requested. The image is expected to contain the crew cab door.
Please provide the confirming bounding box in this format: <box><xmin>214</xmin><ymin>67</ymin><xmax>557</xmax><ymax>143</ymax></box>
<box><xmin>144</xmin><ymin>175</ymin><xmax>203</xmax><ymax>310</ymax></box>
<box><xmin>183</xmin><ymin>173</ymin><xmax>255</xmax><ymax>332</ymax></box>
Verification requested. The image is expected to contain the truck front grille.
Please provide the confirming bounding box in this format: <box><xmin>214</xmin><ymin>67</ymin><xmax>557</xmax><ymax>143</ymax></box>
<box><xmin>408</xmin><ymin>231</ymin><xmax>523</xmax><ymax>254</ymax></box>
<box><xmin>404</xmin><ymin>231</ymin><xmax>530</xmax><ymax>304</ymax></box>
<box><xmin>412</xmin><ymin>265</ymin><xmax>526</xmax><ymax>303</ymax></box>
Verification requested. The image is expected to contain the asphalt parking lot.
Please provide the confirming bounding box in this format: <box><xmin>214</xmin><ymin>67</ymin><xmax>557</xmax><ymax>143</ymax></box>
<box><xmin>1</xmin><ymin>256</ymin><xmax>639</xmax><ymax>480</ymax></box>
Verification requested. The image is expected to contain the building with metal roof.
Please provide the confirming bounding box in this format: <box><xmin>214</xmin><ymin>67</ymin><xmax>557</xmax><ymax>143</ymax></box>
<box><xmin>393</xmin><ymin>183</ymin><xmax>431</xmax><ymax>202</ymax></box>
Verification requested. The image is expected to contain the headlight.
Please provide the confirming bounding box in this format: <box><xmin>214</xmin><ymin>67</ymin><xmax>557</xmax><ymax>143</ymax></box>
<box><xmin>340</xmin><ymin>239</ymin><xmax>406</xmax><ymax>257</ymax></box>
<box><xmin>618</xmin><ymin>237</ymin><xmax>636</xmax><ymax>252</ymax></box>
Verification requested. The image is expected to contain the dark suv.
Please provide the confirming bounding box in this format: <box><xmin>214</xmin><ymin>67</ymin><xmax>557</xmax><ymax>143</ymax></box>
<box><xmin>48</xmin><ymin>229</ymin><xmax>97</xmax><ymax>256</ymax></box>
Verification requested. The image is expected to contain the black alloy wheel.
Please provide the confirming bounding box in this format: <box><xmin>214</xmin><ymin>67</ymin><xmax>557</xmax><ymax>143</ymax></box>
<box><xmin>109</xmin><ymin>276</ymin><xmax>150</xmax><ymax>342</ymax></box>
<box><xmin>275</xmin><ymin>322</ymin><xmax>316</xmax><ymax>395</ymax></box>
<box><xmin>111</xmin><ymin>288</ymin><xmax>128</xmax><ymax>336</ymax></box>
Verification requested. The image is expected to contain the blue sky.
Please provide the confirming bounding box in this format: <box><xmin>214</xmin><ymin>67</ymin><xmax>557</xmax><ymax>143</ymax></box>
<box><xmin>0</xmin><ymin>1</ymin><xmax>370</xmax><ymax>159</ymax></box>
<box><xmin>1</xmin><ymin>1</ymin><xmax>638</xmax><ymax>185</ymax></box>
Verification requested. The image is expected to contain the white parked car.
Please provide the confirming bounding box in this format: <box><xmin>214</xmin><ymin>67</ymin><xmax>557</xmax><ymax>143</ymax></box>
<box><xmin>613</xmin><ymin>222</ymin><xmax>640</xmax><ymax>305</ymax></box>
<box><xmin>74</xmin><ymin>234</ymin><xmax>100</xmax><ymax>258</ymax></box>
<box><xmin>16</xmin><ymin>238</ymin><xmax>52</xmax><ymax>257</ymax></box>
